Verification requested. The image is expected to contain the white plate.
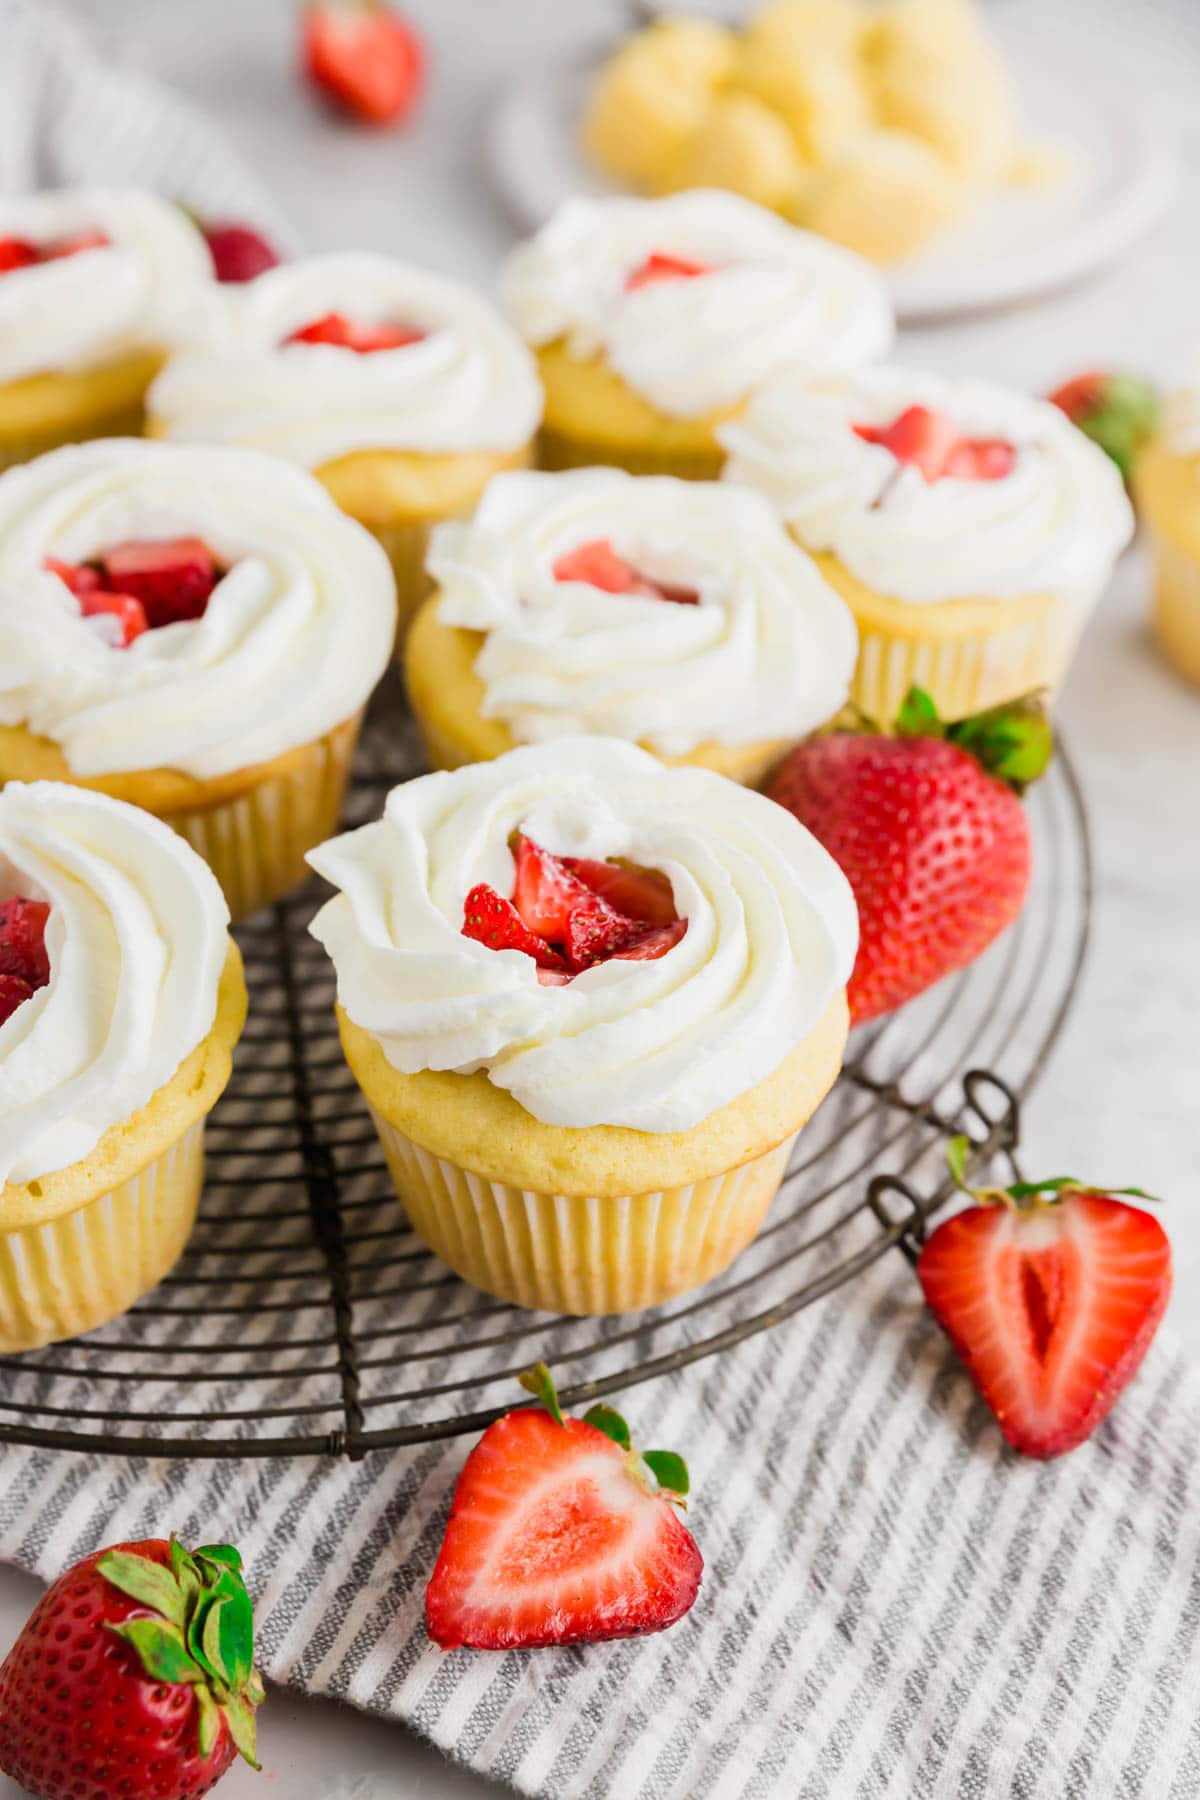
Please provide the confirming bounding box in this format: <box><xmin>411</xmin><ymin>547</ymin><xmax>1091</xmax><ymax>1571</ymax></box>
<box><xmin>485</xmin><ymin>19</ymin><xmax>1176</xmax><ymax>324</ymax></box>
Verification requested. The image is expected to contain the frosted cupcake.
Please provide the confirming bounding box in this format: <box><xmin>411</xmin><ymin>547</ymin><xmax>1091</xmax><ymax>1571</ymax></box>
<box><xmin>0</xmin><ymin>189</ymin><xmax>212</xmax><ymax>470</ymax></box>
<box><xmin>0</xmin><ymin>781</ymin><xmax>245</xmax><ymax>1351</ymax></box>
<box><xmin>407</xmin><ymin>468</ymin><xmax>858</xmax><ymax>785</ymax></box>
<box><xmin>0</xmin><ymin>439</ymin><xmax>396</xmax><ymax>918</ymax></box>
<box><xmin>502</xmin><ymin>189</ymin><xmax>893</xmax><ymax>480</ymax></box>
<box><xmin>146</xmin><ymin>252</ymin><xmax>543</xmax><ymax>626</ymax></box>
<box><xmin>308</xmin><ymin>738</ymin><xmax>856</xmax><ymax>1315</ymax></box>
<box><xmin>1134</xmin><ymin>382</ymin><xmax>1200</xmax><ymax>688</ymax></box>
<box><xmin>721</xmin><ymin>366</ymin><xmax>1135</xmax><ymax>720</ymax></box>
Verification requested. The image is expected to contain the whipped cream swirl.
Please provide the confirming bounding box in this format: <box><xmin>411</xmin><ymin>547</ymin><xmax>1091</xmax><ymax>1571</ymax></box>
<box><xmin>0</xmin><ymin>189</ymin><xmax>213</xmax><ymax>386</ymax></box>
<box><xmin>0</xmin><ymin>439</ymin><xmax>396</xmax><ymax>778</ymax></box>
<box><xmin>428</xmin><ymin>469</ymin><xmax>858</xmax><ymax>753</ymax></box>
<box><xmin>0</xmin><ymin>781</ymin><xmax>229</xmax><ymax>1186</ymax></box>
<box><xmin>720</xmin><ymin>366</ymin><xmax>1135</xmax><ymax>605</ymax></box>
<box><xmin>502</xmin><ymin>189</ymin><xmax>894</xmax><ymax>420</ymax></box>
<box><xmin>147</xmin><ymin>252</ymin><xmax>544</xmax><ymax>466</ymax></box>
<box><xmin>308</xmin><ymin>739</ymin><xmax>857</xmax><ymax>1132</ymax></box>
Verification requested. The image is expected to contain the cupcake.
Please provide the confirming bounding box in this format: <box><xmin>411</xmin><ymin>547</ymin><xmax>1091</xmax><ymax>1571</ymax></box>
<box><xmin>408</xmin><ymin>468</ymin><xmax>858</xmax><ymax>786</ymax></box>
<box><xmin>308</xmin><ymin>738</ymin><xmax>856</xmax><ymax>1315</ymax></box>
<box><xmin>501</xmin><ymin>189</ymin><xmax>893</xmax><ymax>481</ymax></box>
<box><xmin>720</xmin><ymin>366</ymin><xmax>1135</xmax><ymax>721</ymax></box>
<box><xmin>146</xmin><ymin>252</ymin><xmax>543</xmax><ymax>627</ymax></box>
<box><xmin>0</xmin><ymin>780</ymin><xmax>246</xmax><ymax>1351</ymax></box>
<box><xmin>0</xmin><ymin>439</ymin><xmax>396</xmax><ymax>918</ymax></box>
<box><xmin>1134</xmin><ymin>386</ymin><xmax>1200</xmax><ymax>688</ymax></box>
<box><xmin>0</xmin><ymin>189</ymin><xmax>213</xmax><ymax>470</ymax></box>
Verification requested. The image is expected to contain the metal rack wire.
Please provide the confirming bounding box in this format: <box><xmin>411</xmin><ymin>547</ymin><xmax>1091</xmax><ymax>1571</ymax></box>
<box><xmin>0</xmin><ymin>701</ymin><xmax>1091</xmax><ymax>1461</ymax></box>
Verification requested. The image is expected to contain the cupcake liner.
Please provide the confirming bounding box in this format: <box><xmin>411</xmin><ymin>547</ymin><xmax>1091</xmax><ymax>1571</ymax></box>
<box><xmin>0</xmin><ymin>402</ymin><xmax>148</xmax><ymax>472</ymax></box>
<box><xmin>537</xmin><ymin>428</ymin><xmax>725</xmax><ymax>483</ymax></box>
<box><xmin>368</xmin><ymin>1109</ymin><xmax>798</xmax><ymax>1315</ymax></box>
<box><xmin>848</xmin><ymin>590</ymin><xmax>1091</xmax><ymax>723</ymax></box>
<box><xmin>167</xmin><ymin>714</ymin><xmax>361</xmax><ymax>920</ymax></box>
<box><xmin>1145</xmin><ymin>529</ymin><xmax>1200</xmax><ymax>688</ymax></box>
<box><xmin>0</xmin><ymin>1120</ymin><xmax>204</xmax><ymax>1353</ymax></box>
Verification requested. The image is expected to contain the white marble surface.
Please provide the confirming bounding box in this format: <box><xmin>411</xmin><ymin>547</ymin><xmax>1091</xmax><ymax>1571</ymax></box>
<box><xmin>2</xmin><ymin>2</ymin><xmax>1199</xmax><ymax>1796</ymax></box>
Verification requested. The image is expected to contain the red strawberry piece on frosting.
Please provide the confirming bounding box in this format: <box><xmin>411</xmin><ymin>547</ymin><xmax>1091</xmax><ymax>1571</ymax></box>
<box><xmin>43</xmin><ymin>229</ymin><xmax>110</xmax><ymax>259</ymax></box>
<box><xmin>854</xmin><ymin>405</ymin><xmax>1016</xmax><ymax>485</ymax></box>
<box><xmin>552</xmin><ymin>538</ymin><xmax>699</xmax><ymax>606</ymax></box>
<box><xmin>611</xmin><ymin>920</ymin><xmax>688</xmax><ymax>961</ymax></box>
<box><xmin>44</xmin><ymin>554</ymin><xmax>102</xmax><ymax>597</ymax></box>
<box><xmin>284</xmin><ymin>309</ymin><xmax>424</xmax><ymax>352</ymax></box>
<box><xmin>302</xmin><ymin>1</ymin><xmax>425</xmax><ymax>129</ymax></box>
<box><xmin>201</xmin><ymin>219</ymin><xmax>281</xmax><ymax>283</ymax></box>
<box><xmin>513</xmin><ymin>833</ymin><xmax>666</xmax><ymax>972</ymax></box>
<box><xmin>625</xmin><ymin>252</ymin><xmax>713</xmax><ymax>292</ymax></box>
<box><xmin>0</xmin><ymin>238</ymin><xmax>38</xmax><ymax>274</ymax></box>
<box><xmin>101</xmin><ymin>537</ymin><xmax>219</xmax><ymax>627</ymax></box>
<box><xmin>462</xmin><ymin>883</ymin><xmax>566</xmax><ymax>972</ymax></box>
<box><xmin>0</xmin><ymin>973</ymin><xmax>33</xmax><ymax>1027</ymax></box>
<box><xmin>426</xmin><ymin>1365</ymin><xmax>702</xmax><ymax>1650</ymax></box>
<box><xmin>0</xmin><ymin>897</ymin><xmax>52</xmax><ymax>990</ymax></box>
<box><xmin>562</xmin><ymin>856</ymin><xmax>678</xmax><ymax>927</ymax></box>
<box><xmin>78</xmin><ymin>589</ymin><xmax>150</xmax><ymax>646</ymax></box>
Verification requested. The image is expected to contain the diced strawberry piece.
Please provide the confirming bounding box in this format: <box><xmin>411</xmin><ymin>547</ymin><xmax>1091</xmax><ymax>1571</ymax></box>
<box><xmin>918</xmin><ymin>1189</ymin><xmax>1171</xmax><ymax>1459</ymax></box>
<box><xmin>854</xmin><ymin>405</ymin><xmax>961</xmax><ymax>483</ymax></box>
<box><xmin>0</xmin><ymin>898</ymin><xmax>51</xmax><ymax>989</ymax></box>
<box><xmin>943</xmin><ymin>437</ymin><xmax>1017</xmax><ymax>482</ymax></box>
<box><xmin>462</xmin><ymin>883</ymin><xmax>565</xmax><ymax>972</ymax></box>
<box><xmin>511</xmin><ymin>833</ymin><xmax>595</xmax><ymax>939</ymax></box>
<box><xmin>302</xmin><ymin>1</ymin><xmax>425</xmax><ymax>128</ymax></box>
<box><xmin>611</xmin><ymin>919</ymin><xmax>688</xmax><ymax>961</ymax></box>
<box><xmin>44</xmin><ymin>555</ymin><xmax>103</xmax><ymax>597</ymax></box>
<box><xmin>283</xmin><ymin>310</ymin><xmax>424</xmax><ymax>352</ymax></box>
<box><xmin>625</xmin><ymin>252</ymin><xmax>713</xmax><ymax>292</ymax></box>
<box><xmin>79</xmin><ymin>590</ymin><xmax>150</xmax><ymax>646</ymax></box>
<box><xmin>426</xmin><ymin>1408</ymin><xmax>703</xmax><ymax>1650</ymax></box>
<box><xmin>0</xmin><ymin>238</ymin><xmax>38</xmax><ymax>274</ymax></box>
<box><xmin>1048</xmin><ymin>371</ymin><xmax>1107</xmax><ymax>424</ymax></box>
<box><xmin>43</xmin><ymin>229</ymin><xmax>110</xmax><ymax>260</ymax></box>
<box><xmin>562</xmin><ymin>857</ymin><xmax>678</xmax><ymax>926</ymax></box>
<box><xmin>552</xmin><ymin>538</ymin><xmax>700</xmax><ymax>606</ymax></box>
<box><xmin>100</xmin><ymin>537</ymin><xmax>218</xmax><ymax>627</ymax></box>
<box><xmin>562</xmin><ymin>891</ymin><xmax>644</xmax><ymax>973</ymax></box>
<box><xmin>0</xmin><ymin>972</ymin><xmax>33</xmax><ymax>1026</ymax></box>
<box><xmin>200</xmin><ymin>220</ymin><xmax>280</xmax><ymax>283</ymax></box>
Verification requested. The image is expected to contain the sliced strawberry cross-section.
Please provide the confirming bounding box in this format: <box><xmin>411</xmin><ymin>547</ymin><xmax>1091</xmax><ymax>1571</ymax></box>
<box><xmin>625</xmin><ymin>252</ymin><xmax>714</xmax><ymax>292</ymax></box>
<box><xmin>0</xmin><ymin>897</ymin><xmax>51</xmax><ymax>1025</ymax></box>
<box><xmin>552</xmin><ymin>538</ymin><xmax>699</xmax><ymax>606</ymax></box>
<box><xmin>854</xmin><ymin>405</ymin><xmax>1016</xmax><ymax>484</ymax></box>
<box><xmin>283</xmin><ymin>311</ymin><xmax>425</xmax><ymax>353</ymax></box>
<box><xmin>463</xmin><ymin>835</ymin><xmax>686</xmax><ymax>979</ymax></box>
<box><xmin>45</xmin><ymin>537</ymin><xmax>223</xmax><ymax>643</ymax></box>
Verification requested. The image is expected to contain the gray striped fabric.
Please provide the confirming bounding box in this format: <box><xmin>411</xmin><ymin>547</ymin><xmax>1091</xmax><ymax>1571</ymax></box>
<box><xmin>3</xmin><ymin>6</ymin><xmax>1200</xmax><ymax>1796</ymax></box>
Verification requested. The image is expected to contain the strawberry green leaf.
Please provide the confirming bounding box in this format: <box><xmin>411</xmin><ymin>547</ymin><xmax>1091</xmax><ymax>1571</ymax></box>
<box><xmin>195</xmin><ymin>1543</ymin><xmax>244</xmax><ymax>1576</ymax></box>
<box><xmin>195</xmin><ymin>1683</ymin><xmax>221</xmax><ymax>1761</ymax></box>
<box><xmin>1007</xmin><ymin>1177</ymin><xmax>1160</xmax><ymax>1204</ymax></box>
<box><xmin>518</xmin><ymin>1363</ymin><xmax>564</xmax><ymax>1427</ymax></box>
<box><xmin>246</xmin><ymin>1666</ymin><xmax>267</xmax><ymax>1707</ymax></box>
<box><xmin>894</xmin><ymin>686</ymin><xmax>942</xmax><ymax>740</ymax></box>
<box><xmin>169</xmin><ymin>1536</ymin><xmax>202</xmax><ymax>1606</ymax></box>
<box><xmin>221</xmin><ymin>1691</ymin><xmax>262</xmax><ymax>1771</ymax></box>
<box><xmin>201</xmin><ymin>1596</ymin><xmax>231</xmax><ymax>1686</ymax></box>
<box><xmin>583</xmin><ymin>1404</ymin><xmax>631</xmax><ymax>1448</ymax></box>
<box><xmin>210</xmin><ymin>1571</ymin><xmax>255</xmax><ymax>1688</ymax></box>
<box><xmin>186</xmin><ymin>1590</ymin><xmax>222</xmax><ymax>1684</ymax></box>
<box><xmin>946</xmin><ymin>1135</ymin><xmax>972</xmax><ymax>1190</ymax></box>
<box><xmin>108</xmin><ymin>1617</ymin><xmax>203</xmax><ymax>1685</ymax></box>
<box><xmin>98</xmin><ymin>1550</ymin><xmax>187</xmax><ymax>1629</ymax></box>
<box><xmin>947</xmin><ymin>696</ymin><xmax>1053</xmax><ymax>790</ymax></box>
<box><xmin>642</xmin><ymin>1450</ymin><xmax>690</xmax><ymax>1497</ymax></box>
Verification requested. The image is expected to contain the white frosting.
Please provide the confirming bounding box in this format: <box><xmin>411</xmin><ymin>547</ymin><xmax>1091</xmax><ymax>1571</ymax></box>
<box><xmin>0</xmin><ymin>781</ymin><xmax>229</xmax><ymax>1186</ymax></box>
<box><xmin>0</xmin><ymin>440</ymin><xmax>396</xmax><ymax>779</ymax></box>
<box><xmin>0</xmin><ymin>189</ymin><xmax>213</xmax><ymax>385</ymax></box>
<box><xmin>308</xmin><ymin>738</ymin><xmax>857</xmax><ymax>1133</ymax></box>
<box><xmin>502</xmin><ymin>189</ymin><xmax>894</xmax><ymax>420</ymax></box>
<box><xmin>428</xmin><ymin>469</ymin><xmax>858</xmax><ymax>754</ymax></box>
<box><xmin>720</xmin><ymin>366</ymin><xmax>1135</xmax><ymax>606</ymax></box>
<box><xmin>147</xmin><ymin>252</ymin><xmax>544</xmax><ymax>466</ymax></box>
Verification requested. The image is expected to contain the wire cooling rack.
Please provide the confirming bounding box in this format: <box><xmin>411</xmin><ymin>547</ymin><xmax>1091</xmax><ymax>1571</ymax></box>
<box><xmin>0</xmin><ymin>694</ymin><xmax>1091</xmax><ymax>1460</ymax></box>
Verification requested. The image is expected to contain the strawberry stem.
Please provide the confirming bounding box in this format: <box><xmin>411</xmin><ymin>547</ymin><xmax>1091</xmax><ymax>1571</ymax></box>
<box><xmin>895</xmin><ymin>686</ymin><xmax>1053</xmax><ymax>792</ymax></box>
<box><xmin>946</xmin><ymin>1134</ymin><xmax>1158</xmax><ymax>1210</ymax></box>
<box><xmin>518</xmin><ymin>1363</ymin><xmax>564</xmax><ymax>1426</ymax></box>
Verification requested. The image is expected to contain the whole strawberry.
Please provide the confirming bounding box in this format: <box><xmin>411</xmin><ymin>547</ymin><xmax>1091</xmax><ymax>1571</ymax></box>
<box><xmin>302</xmin><ymin>1</ymin><xmax>424</xmax><ymax>128</ymax></box>
<box><xmin>0</xmin><ymin>1536</ymin><xmax>264</xmax><ymax>1800</ymax></box>
<box><xmin>200</xmin><ymin>220</ymin><xmax>280</xmax><ymax>284</ymax></box>
<box><xmin>1048</xmin><ymin>369</ymin><xmax>1159</xmax><ymax>486</ymax></box>
<box><xmin>768</xmin><ymin>687</ymin><xmax>1052</xmax><ymax>1026</ymax></box>
<box><xmin>427</xmin><ymin>1365</ymin><xmax>702</xmax><ymax>1650</ymax></box>
<box><xmin>919</xmin><ymin>1140</ymin><xmax>1171</xmax><ymax>1458</ymax></box>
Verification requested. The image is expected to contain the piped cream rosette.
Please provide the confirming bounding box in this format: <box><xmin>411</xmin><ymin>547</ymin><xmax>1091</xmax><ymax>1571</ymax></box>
<box><xmin>0</xmin><ymin>781</ymin><xmax>246</xmax><ymax>1350</ymax></box>
<box><xmin>408</xmin><ymin>467</ymin><xmax>858</xmax><ymax>785</ymax></box>
<box><xmin>0</xmin><ymin>439</ymin><xmax>397</xmax><ymax>915</ymax></box>
<box><xmin>308</xmin><ymin>738</ymin><xmax>857</xmax><ymax>1314</ymax></box>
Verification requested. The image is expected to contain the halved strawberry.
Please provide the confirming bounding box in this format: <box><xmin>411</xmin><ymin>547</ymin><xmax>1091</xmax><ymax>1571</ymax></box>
<box><xmin>302</xmin><ymin>1</ymin><xmax>424</xmax><ymax>128</ymax></box>
<box><xmin>512</xmin><ymin>833</ymin><xmax>592</xmax><ymax>939</ymax></box>
<box><xmin>200</xmin><ymin>219</ymin><xmax>280</xmax><ymax>283</ymax></box>
<box><xmin>44</xmin><ymin>555</ymin><xmax>103</xmax><ymax>597</ymax></box>
<box><xmin>625</xmin><ymin>252</ymin><xmax>713</xmax><ymax>292</ymax></box>
<box><xmin>462</xmin><ymin>884</ymin><xmax>565</xmax><ymax>972</ymax></box>
<box><xmin>0</xmin><ymin>973</ymin><xmax>33</xmax><ymax>1027</ymax></box>
<box><xmin>562</xmin><ymin>857</ymin><xmax>678</xmax><ymax>927</ymax></box>
<box><xmin>0</xmin><ymin>898</ymin><xmax>51</xmax><ymax>989</ymax></box>
<box><xmin>0</xmin><ymin>238</ymin><xmax>37</xmax><ymax>274</ymax></box>
<box><xmin>855</xmin><ymin>405</ymin><xmax>1016</xmax><ymax>485</ymax></box>
<box><xmin>79</xmin><ymin>590</ymin><xmax>149</xmax><ymax>647</ymax></box>
<box><xmin>612</xmin><ymin>920</ymin><xmax>688</xmax><ymax>961</ymax></box>
<box><xmin>917</xmin><ymin>1144</ymin><xmax>1171</xmax><ymax>1459</ymax></box>
<box><xmin>562</xmin><ymin>892</ymin><xmax>644</xmax><ymax>973</ymax></box>
<box><xmin>426</xmin><ymin>1366</ymin><xmax>702</xmax><ymax>1651</ymax></box>
<box><xmin>100</xmin><ymin>538</ymin><xmax>218</xmax><ymax>627</ymax></box>
<box><xmin>43</xmin><ymin>229</ymin><xmax>110</xmax><ymax>259</ymax></box>
<box><xmin>284</xmin><ymin>310</ymin><xmax>424</xmax><ymax>352</ymax></box>
<box><xmin>552</xmin><ymin>539</ymin><xmax>699</xmax><ymax>606</ymax></box>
